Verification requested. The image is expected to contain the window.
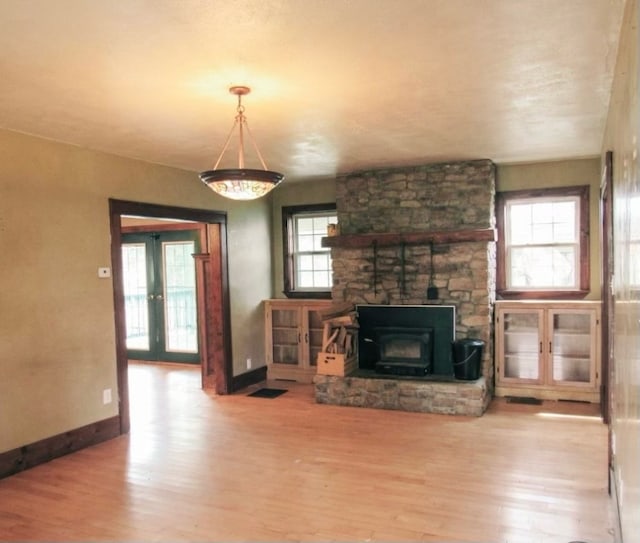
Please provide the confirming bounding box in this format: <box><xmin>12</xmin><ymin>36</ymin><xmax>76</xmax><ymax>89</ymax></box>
<box><xmin>496</xmin><ymin>186</ymin><xmax>589</xmax><ymax>299</ymax></box>
<box><xmin>283</xmin><ymin>204</ymin><xmax>337</xmax><ymax>298</ymax></box>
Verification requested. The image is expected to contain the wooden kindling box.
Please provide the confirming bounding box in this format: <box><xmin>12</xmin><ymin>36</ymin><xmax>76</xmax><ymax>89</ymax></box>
<box><xmin>316</xmin><ymin>302</ymin><xmax>359</xmax><ymax>376</ymax></box>
<box><xmin>316</xmin><ymin>352</ymin><xmax>358</xmax><ymax>376</ymax></box>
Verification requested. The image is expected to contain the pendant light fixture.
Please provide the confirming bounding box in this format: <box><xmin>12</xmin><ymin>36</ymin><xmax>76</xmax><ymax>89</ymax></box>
<box><xmin>199</xmin><ymin>86</ymin><xmax>284</xmax><ymax>201</ymax></box>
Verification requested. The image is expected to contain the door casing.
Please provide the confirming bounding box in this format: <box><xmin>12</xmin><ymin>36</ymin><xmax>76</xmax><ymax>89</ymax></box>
<box><xmin>109</xmin><ymin>199</ymin><xmax>232</xmax><ymax>434</ymax></box>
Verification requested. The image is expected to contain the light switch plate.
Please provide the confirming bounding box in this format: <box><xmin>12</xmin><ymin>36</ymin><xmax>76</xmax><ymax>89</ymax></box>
<box><xmin>98</xmin><ymin>267</ymin><xmax>111</xmax><ymax>278</ymax></box>
<box><xmin>103</xmin><ymin>388</ymin><xmax>112</xmax><ymax>404</ymax></box>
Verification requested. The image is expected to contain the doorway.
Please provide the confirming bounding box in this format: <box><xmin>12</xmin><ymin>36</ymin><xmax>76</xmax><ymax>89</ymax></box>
<box><xmin>122</xmin><ymin>230</ymin><xmax>200</xmax><ymax>363</ymax></box>
<box><xmin>109</xmin><ymin>199</ymin><xmax>232</xmax><ymax>434</ymax></box>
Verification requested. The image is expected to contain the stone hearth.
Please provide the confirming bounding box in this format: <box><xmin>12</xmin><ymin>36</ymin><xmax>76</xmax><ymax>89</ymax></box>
<box><xmin>314</xmin><ymin>374</ymin><xmax>489</xmax><ymax>416</ymax></box>
<box><xmin>315</xmin><ymin>159</ymin><xmax>497</xmax><ymax>416</ymax></box>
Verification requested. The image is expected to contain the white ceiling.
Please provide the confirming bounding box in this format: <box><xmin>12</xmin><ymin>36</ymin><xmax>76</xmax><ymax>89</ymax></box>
<box><xmin>0</xmin><ymin>1</ymin><xmax>626</xmax><ymax>183</ymax></box>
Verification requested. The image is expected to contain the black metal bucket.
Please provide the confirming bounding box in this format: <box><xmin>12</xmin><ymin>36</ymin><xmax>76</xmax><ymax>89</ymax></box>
<box><xmin>452</xmin><ymin>339</ymin><xmax>484</xmax><ymax>380</ymax></box>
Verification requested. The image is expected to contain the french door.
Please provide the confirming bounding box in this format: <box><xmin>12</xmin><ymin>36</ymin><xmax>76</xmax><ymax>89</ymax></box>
<box><xmin>121</xmin><ymin>230</ymin><xmax>200</xmax><ymax>363</ymax></box>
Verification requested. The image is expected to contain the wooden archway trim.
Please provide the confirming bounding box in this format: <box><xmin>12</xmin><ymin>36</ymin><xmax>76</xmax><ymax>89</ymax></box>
<box><xmin>109</xmin><ymin>199</ymin><xmax>232</xmax><ymax>434</ymax></box>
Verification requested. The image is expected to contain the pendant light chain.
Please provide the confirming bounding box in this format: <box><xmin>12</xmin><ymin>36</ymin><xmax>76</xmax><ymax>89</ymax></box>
<box><xmin>236</xmin><ymin>94</ymin><xmax>245</xmax><ymax>169</ymax></box>
<box><xmin>211</xmin><ymin>89</ymin><xmax>268</xmax><ymax>171</ymax></box>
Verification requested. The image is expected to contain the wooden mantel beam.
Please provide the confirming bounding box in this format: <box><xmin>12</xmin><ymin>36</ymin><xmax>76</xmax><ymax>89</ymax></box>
<box><xmin>321</xmin><ymin>227</ymin><xmax>496</xmax><ymax>249</ymax></box>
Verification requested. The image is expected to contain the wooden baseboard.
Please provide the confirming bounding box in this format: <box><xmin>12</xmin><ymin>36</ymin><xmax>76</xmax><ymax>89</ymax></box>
<box><xmin>231</xmin><ymin>366</ymin><xmax>267</xmax><ymax>392</ymax></box>
<box><xmin>495</xmin><ymin>385</ymin><xmax>600</xmax><ymax>403</ymax></box>
<box><xmin>0</xmin><ymin>415</ymin><xmax>121</xmax><ymax>480</ymax></box>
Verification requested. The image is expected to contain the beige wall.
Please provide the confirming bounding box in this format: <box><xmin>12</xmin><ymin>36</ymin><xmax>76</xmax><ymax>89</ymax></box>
<box><xmin>268</xmin><ymin>161</ymin><xmax>602</xmax><ymax>300</ymax></box>
<box><xmin>497</xmin><ymin>158</ymin><xmax>602</xmax><ymax>299</ymax></box>
<box><xmin>270</xmin><ymin>178</ymin><xmax>336</xmax><ymax>298</ymax></box>
<box><xmin>0</xmin><ymin>128</ymin><xmax>272</xmax><ymax>453</ymax></box>
<box><xmin>601</xmin><ymin>0</ymin><xmax>640</xmax><ymax>540</ymax></box>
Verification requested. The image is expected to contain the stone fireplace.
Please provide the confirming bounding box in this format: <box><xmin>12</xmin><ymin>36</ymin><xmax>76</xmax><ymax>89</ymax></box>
<box><xmin>313</xmin><ymin>159</ymin><xmax>497</xmax><ymax>416</ymax></box>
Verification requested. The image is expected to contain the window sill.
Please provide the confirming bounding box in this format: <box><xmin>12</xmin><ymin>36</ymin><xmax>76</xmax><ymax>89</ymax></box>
<box><xmin>283</xmin><ymin>290</ymin><xmax>332</xmax><ymax>300</ymax></box>
<box><xmin>496</xmin><ymin>289</ymin><xmax>590</xmax><ymax>300</ymax></box>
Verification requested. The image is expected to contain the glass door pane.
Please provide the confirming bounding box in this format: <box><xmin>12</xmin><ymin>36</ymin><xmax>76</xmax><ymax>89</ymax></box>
<box><xmin>162</xmin><ymin>241</ymin><xmax>198</xmax><ymax>353</ymax></box>
<box><xmin>271</xmin><ymin>308</ymin><xmax>300</xmax><ymax>365</ymax></box>
<box><xmin>501</xmin><ymin>310</ymin><xmax>542</xmax><ymax>381</ymax></box>
<box><xmin>551</xmin><ymin>311</ymin><xmax>592</xmax><ymax>384</ymax></box>
<box><xmin>122</xmin><ymin>243</ymin><xmax>150</xmax><ymax>351</ymax></box>
<box><xmin>122</xmin><ymin>229</ymin><xmax>200</xmax><ymax>363</ymax></box>
<box><xmin>307</xmin><ymin>307</ymin><xmax>324</xmax><ymax>367</ymax></box>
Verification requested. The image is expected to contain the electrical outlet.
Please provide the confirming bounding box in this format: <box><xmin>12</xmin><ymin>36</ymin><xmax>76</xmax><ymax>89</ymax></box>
<box><xmin>103</xmin><ymin>388</ymin><xmax>112</xmax><ymax>405</ymax></box>
<box><xmin>246</xmin><ymin>358</ymin><xmax>252</xmax><ymax>369</ymax></box>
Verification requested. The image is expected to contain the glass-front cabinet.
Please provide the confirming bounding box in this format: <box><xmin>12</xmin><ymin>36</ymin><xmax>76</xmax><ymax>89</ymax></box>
<box><xmin>500</xmin><ymin>308</ymin><xmax>544</xmax><ymax>383</ymax></box>
<box><xmin>265</xmin><ymin>299</ymin><xmax>331</xmax><ymax>382</ymax></box>
<box><xmin>495</xmin><ymin>301</ymin><xmax>601</xmax><ymax>402</ymax></box>
<box><xmin>549</xmin><ymin>309</ymin><xmax>597</xmax><ymax>386</ymax></box>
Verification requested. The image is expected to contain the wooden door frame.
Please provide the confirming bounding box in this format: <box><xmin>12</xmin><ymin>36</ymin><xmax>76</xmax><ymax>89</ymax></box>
<box><xmin>600</xmin><ymin>151</ymin><xmax>614</xmax><ymax>424</ymax></box>
<box><xmin>600</xmin><ymin>151</ymin><xmax>614</xmax><ymax>492</ymax></box>
<box><xmin>109</xmin><ymin>199</ymin><xmax>232</xmax><ymax>434</ymax></box>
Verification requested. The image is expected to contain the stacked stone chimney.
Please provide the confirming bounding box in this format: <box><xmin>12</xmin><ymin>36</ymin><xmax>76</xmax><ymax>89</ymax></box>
<box><xmin>328</xmin><ymin>159</ymin><xmax>497</xmax><ymax>386</ymax></box>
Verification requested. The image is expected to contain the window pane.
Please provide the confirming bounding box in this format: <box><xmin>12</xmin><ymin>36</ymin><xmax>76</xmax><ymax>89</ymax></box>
<box><xmin>298</xmin><ymin>270</ymin><xmax>314</xmax><ymax>288</ymax></box>
<box><xmin>163</xmin><ymin>242</ymin><xmax>198</xmax><ymax>353</ymax></box>
<box><xmin>313</xmin><ymin>216</ymin><xmax>330</xmax><ymax>231</ymax></box>
<box><xmin>313</xmin><ymin>253</ymin><xmax>329</xmax><ymax>270</ymax></box>
<box><xmin>297</xmin><ymin>234</ymin><xmax>314</xmax><ymax>252</ymax></box>
<box><xmin>509</xmin><ymin>199</ymin><xmax>577</xmax><ymax>245</ymax></box>
<box><xmin>314</xmin><ymin>271</ymin><xmax>330</xmax><ymax>286</ymax></box>
<box><xmin>122</xmin><ymin>243</ymin><xmax>149</xmax><ymax>350</ymax></box>
<box><xmin>552</xmin><ymin>201</ymin><xmax>576</xmax><ymax>241</ymax></box>
<box><xmin>299</xmin><ymin>254</ymin><xmax>313</xmax><ymax>270</ymax></box>
<box><xmin>510</xmin><ymin>245</ymin><xmax>576</xmax><ymax>288</ymax></box>
<box><xmin>296</xmin><ymin>217</ymin><xmax>315</xmax><ymax>235</ymax></box>
<box><xmin>295</xmin><ymin>252</ymin><xmax>333</xmax><ymax>289</ymax></box>
<box><xmin>510</xmin><ymin>204</ymin><xmax>533</xmax><ymax>244</ymax></box>
<box><xmin>531</xmin><ymin>219</ymin><xmax>553</xmax><ymax>244</ymax></box>
<box><xmin>290</xmin><ymin>210</ymin><xmax>336</xmax><ymax>291</ymax></box>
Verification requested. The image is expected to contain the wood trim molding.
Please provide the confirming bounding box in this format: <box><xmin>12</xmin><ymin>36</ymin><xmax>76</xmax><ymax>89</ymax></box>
<box><xmin>495</xmin><ymin>185</ymin><xmax>590</xmax><ymax>300</ymax></box>
<box><xmin>109</xmin><ymin>199</ymin><xmax>233</xmax><ymax>433</ymax></box>
<box><xmin>231</xmin><ymin>366</ymin><xmax>268</xmax><ymax>392</ymax></box>
<box><xmin>121</xmin><ymin>223</ymin><xmax>206</xmax><ymax>234</ymax></box>
<box><xmin>321</xmin><ymin>227</ymin><xmax>496</xmax><ymax>249</ymax></box>
<box><xmin>282</xmin><ymin>203</ymin><xmax>337</xmax><ymax>298</ymax></box>
<box><xmin>0</xmin><ymin>416</ymin><xmax>120</xmax><ymax>480</ymax></box>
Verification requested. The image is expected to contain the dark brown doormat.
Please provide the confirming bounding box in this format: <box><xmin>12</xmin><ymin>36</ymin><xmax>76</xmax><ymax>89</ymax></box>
<box><xmin>247</xmin><ymin>388</ymin><xmax>288</xmax><ymax>399</ymax></box>
<box><xmin>506</xmin><ymin>396</ymin><xmax>543</xmax><ymax>405</ymax></box>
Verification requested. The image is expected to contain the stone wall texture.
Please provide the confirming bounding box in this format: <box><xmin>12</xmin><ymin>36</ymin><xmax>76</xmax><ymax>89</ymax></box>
<box><xmin>314</xmin><ymin>375</ymin><xmax>490</xmax><ymax>416</ymax></box>
<box><xmin>331</xmin><ymin>160</ymin><xmax>497</xmax><ymax>391</ymax></box>
<box><xmin>336</xmin><ymin>159</ymin><xmax>496</xmax><ymax>234</ymax></box>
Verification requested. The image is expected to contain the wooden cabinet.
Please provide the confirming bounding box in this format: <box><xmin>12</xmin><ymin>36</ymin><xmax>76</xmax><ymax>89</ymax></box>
<box><xmin>264</xmin><ymin>299</ymin><xmax>332</xmax><ymax>383</ymax></box>
<box><xmin>495</xmin><ymin>301</ymin><xmax>601</xmax><ymax>402</ymax></box>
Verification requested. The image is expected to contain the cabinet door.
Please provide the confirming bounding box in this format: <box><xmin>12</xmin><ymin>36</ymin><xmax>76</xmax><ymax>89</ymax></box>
<box><xmin>269</xmin><ymin>306</ymin><xmax>302</xmax><ymax>366</ymax></box>
<box><xmin>304</xmin><ymin>305</ymin><xmax>326</xmax><ymax>369</ymax></box>
<box><xmin>548</xmin><ymin>309</ymin><xmax>597</xmax><ymax>387</ymax></box>
<box><xmin>497</xmin><ymin>308</ymin><xmax>544</xmax><ymax>384</ymax></box>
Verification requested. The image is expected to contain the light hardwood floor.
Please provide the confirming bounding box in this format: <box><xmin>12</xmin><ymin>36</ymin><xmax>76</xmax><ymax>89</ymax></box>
<box><xmin>0</xmin><ymin>362</ymin><xmax>615</xmax><ymax>542</ymax></box>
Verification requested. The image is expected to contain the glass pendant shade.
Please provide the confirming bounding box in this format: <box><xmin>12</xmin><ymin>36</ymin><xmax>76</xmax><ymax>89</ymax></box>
<box><xmin>199</xmin><ymin>86</ymin><xmax>284</xmax><ymax>201</ymax></box>
<box><xmin>199</xmin><ymin>169</ymin><xmax>284</xmax><ymax>201</ymax></box>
